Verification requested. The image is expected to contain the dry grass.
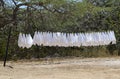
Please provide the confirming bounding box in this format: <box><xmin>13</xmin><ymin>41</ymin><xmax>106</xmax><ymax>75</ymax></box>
<box><xmin>0</xmin><ymin>57</ymin><xmax>120</xmax><ymax>79</ymax></box>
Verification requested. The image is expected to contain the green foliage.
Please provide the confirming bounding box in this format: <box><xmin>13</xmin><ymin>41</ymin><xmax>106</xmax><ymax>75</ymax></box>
<box><xmin>0</xmin><ymin>0</ymin><xmax>120</xmax><ymax>60</ymax></box>
<box><xmin>0</xmin><ymin>39</ymin><xmax>6</xmax><ymax>60</ymax></box>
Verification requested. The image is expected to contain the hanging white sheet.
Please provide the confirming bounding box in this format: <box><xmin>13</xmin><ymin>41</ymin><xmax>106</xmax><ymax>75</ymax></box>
<box><xmin>18</xmin><ymin>31</ymin><xmax>116</xmax><ymax>48</ymax></box>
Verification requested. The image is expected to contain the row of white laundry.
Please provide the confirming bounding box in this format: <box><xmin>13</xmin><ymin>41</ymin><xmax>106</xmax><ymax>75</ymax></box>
<box><xmin>18</xmin><ymin>34</ymin><xmax>33</xmax><ymax>48</ymax></box>
<box><xmin>18</xmin><ymin>31</ymin><xmax>116</xmax><ymax>48</ymax></box>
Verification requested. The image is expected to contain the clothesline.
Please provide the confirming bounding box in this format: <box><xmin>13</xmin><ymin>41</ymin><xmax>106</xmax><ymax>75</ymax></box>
<box><xmin>18</xmin><ymin>31</ymin><xmax>116</xmax><ymax>48</ymax></box>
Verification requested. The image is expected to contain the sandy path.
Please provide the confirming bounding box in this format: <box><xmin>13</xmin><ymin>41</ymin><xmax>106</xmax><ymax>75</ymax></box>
<box><xmin>0</xmin><ymin>57</ymin><xmax>120</xmax><ymax>79</ymax></box>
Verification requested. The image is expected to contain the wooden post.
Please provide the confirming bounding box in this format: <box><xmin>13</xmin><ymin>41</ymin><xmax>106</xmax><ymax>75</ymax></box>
<box><xmin>3</xmin><ymin>26</ymin><xmax>12</xmax><ymax>67</ymax></box>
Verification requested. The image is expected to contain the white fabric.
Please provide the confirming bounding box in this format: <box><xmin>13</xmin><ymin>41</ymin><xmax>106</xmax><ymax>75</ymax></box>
<box><xmin>18</xmin><ymin>33</ymin><xmax>33</xmax><ymax>48</ymax></box>
<box><xmin>18</xmin><ymin>31</ymin><xmax>116</xmax><ymax>48</ymax></box>
<box><xmin>26</xmin><ymin>34</ymin><xmax>33</xmax><ymax>48</ymax></box>
<box><xmin>18</xmin><ymin>33</ymin><xmax>23</xmax><ymax>48</ymax></box>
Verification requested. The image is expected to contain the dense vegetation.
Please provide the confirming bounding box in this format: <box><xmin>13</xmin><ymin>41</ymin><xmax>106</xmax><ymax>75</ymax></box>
<box><xmin>0</xmin><ymin>0</ymin><xmax>120</xmax><ymax>60</ymax></box>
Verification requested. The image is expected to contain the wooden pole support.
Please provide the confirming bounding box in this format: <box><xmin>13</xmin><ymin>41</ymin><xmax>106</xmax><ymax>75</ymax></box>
<box><xmin>3</xmin><ymin>26</ymin><xmax>12</xmax><ymax>67</ymax></box>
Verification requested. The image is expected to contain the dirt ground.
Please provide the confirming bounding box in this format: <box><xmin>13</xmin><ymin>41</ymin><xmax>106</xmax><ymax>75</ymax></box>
<box><xmin>1</xmin><ymin>57</ymin><xmax>120</xmax><ymax>79</ymax></box>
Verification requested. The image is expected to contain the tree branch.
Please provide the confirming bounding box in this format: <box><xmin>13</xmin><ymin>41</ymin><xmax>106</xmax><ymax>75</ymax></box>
<box><xmin>12</xmin><ymin>0</ymin><xmax>17</xmax><ymax>6</ymax></box>
<box><xmin>0</xmin><ymin>0</ymin><xmax>4</xmax><ymax>8</ymax></box>
<box><xmin>12</xmin><ymin>2</ymin><xmax>44</xmax><ymax>24</ymax></box>
<box><xmin>12</xmin><ymin>1</ymin><xmax>67</xmax><ymax>24</ymax></box>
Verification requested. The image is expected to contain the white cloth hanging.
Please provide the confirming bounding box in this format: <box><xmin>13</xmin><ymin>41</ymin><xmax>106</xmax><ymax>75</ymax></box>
<box><xmin>22</xmin><ymin>34</ymin><xmax>26</xmax><ymax>48</ymax></box>
<box><xmin>18</xmin><ymin>33</ymin><xmax>23</xmax><ymax>48</ymax></box>
<box><xmin>26</xmin><ymin>34</ymin><xmax>33</xmax><ymax>48</ymax></box>
<box><xmin>18</xmin><ymin>31</ymin><xmax>116</xmax><ymax>48</ymax></box>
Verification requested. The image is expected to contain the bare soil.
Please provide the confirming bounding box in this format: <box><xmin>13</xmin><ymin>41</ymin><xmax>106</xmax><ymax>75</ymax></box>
<box><xmin>1</xmin><ymin>57</ymin><xmax>120</xmax><ymax>79</ymax></box>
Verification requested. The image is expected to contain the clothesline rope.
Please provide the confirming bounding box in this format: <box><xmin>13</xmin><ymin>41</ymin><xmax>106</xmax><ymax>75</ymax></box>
<box><xmin>18</xmin><ymin>31</ymin><xmax>116</xmax><ymax>48</ymax></box>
